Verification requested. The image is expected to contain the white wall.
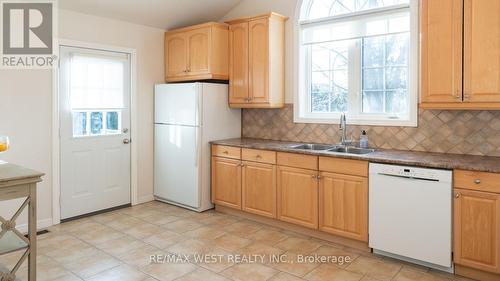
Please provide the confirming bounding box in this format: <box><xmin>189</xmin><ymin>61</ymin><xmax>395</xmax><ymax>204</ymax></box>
<box><xmin>0</xmin><ymin>9</ymin><xmax>164</xmax><ymax>228</ymax></box>
<box><xmin>221</xmin><ymin>0</ymin><xmax>299</xmax><ymax>103</ymax></box>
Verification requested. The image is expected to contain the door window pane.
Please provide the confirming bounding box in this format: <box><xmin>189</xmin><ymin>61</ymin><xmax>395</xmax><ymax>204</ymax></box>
<box><xmin>90</xmin><ymin>112</ymin><xmax>103</xmax><ymax>135</ymax></box>
<box><xmin>106</xmin><ymin>111</ymin><xmax>120</xmax><ymax>134</ymax></box>
<box><xmin>72</xmin><ymin>112</ymin><xmax>87</xmax><ymax>137</ymax></box>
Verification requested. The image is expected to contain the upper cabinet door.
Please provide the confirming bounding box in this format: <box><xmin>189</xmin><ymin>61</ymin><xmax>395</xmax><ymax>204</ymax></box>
<box><xmin>186</xmin><ymin>27</ymin><xmax>210</xmax><ymax>75</ymax></box>
<box><xmin>229</xmin><ymin>22</ymin><xmax>249</xmax><ymax>104</ymax></box>
<box><xmin>248</xmin><ymin>18</ymin><xmax>269</xmax><ymax>103</ymax></box>
<box><xmin>165</xmin><ymin>33</ymin><xmax>188</xmax><ymax>79</ymax></box>
<box><xmin>420</xmin><ymin>0</ymin><xmax>463</xmax><ymax>103</ymax></box>
<box><xmin>463</xmin><ymin>0</ymin><xmax>500</xmax><ymax>103</ymax></box>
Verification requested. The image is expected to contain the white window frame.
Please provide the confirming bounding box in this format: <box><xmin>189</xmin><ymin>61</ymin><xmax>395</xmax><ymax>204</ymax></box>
<box><xmin>293</xmin><ymin>0</ymin><xmax>419</xmax><ymax>127</ymax></box>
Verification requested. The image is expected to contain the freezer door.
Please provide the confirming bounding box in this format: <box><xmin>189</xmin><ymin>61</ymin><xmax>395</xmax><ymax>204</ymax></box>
<box><xmin>155</xmin><ymin>83</ymin><xmax>201</xmax><ymax>126</ymax></box>
<box><xmin>154</xmin><ymin>124</ymin><xmax>200</xmax><ymax>208</ymax></box>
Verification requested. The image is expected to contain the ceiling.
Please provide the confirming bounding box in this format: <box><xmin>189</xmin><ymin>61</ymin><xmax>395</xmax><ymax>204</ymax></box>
<box><xmin>59</xmin><ymin>0</ymin><xmax>242</xmax><ymax>30</ymax></box>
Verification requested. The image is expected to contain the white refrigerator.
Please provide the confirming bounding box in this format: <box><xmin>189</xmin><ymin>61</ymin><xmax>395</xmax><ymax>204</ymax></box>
<box><xmin>154</xmin><ymin>83</ymin><xmax>241</xmax><ymax>211</ymax></box>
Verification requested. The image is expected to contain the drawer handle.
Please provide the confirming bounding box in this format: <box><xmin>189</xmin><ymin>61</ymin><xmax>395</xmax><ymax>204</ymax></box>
<box><xmin>255</xmin><ymin>155</ymin><xmax>262</xmax><ymax>159</ymax></box>
<box><xmin>223</xmin><ymin>151</ymin><xmax>229</xmax><ymax>154</ymax></box>
<box><xmin>474</xmin><ymin>179</ymin><xmax>481</xmax><ymax>184</ymax></box>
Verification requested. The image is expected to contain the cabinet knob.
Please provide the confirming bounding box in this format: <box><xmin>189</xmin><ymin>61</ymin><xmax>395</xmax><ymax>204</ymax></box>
<box><xmin>316</xmin><ymin>175</ymin><xmax>321</xmax><ymax>180</ymax></box>
<box><xmin>311</xmin><ymin>174</ymin><xmax>317</xmax><ymax>179</ymax></box>
<box><xmin>455</xmin><ymin>90</ymin><xmax>461</xmax><ymax>99</ymax></box>
<box><xmin>223</xmin><ymin>151</ymin><xmax>228</xmax><ymax>154</ymax></box>
<box><xmin>474</xmin><ymin>179</ymin><xmax>481</xmax><ymax>184</ymax></box>
<box><xmin>455</xmin><ymin>192</ymin><xmax>461</xmax><ymax>198</ymax></box>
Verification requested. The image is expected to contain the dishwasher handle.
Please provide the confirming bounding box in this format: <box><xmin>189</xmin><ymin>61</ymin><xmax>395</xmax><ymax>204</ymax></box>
<box><xmin>377</xmin><ymin>172</ymin><xmax>440</xmax><ymax>182</ymax></box>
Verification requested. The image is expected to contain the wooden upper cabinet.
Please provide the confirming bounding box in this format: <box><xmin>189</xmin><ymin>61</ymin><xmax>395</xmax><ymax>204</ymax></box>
<box><xmin>420</xmin><ymin>0</ymin><xmax>463</xmax><ymax>104</ymax></box>
<box><xmin>165</xmin><ymin>33</ymin><xmax>188</xmax><ymax>78</ymax></box>
<box><xmin>463</xmin><ymin>0</ymin><xmax>500</xmax><ymax>103</ymax></box>
<box><xmin>226</xmin><ymin>13</ymin><xmax>287</xmax><ymax>108</ymax></box>
<box><xmin>229</xmin><ymin>22</ymin><xmax>249</xmax><ymax>104</ymax></box>
<box><xmin>248</xmin><ymin>18</ymin><xmax>269</xmax><ymax>104</ymax></box>
<box><xmin>454</xmin><ymin>189</ymin><xmax>500</xmax><ymax>273</ymax></box>
<box><xmin>277</xmin><ymin>166</ymin><xmax>319</xmax><ymax>229</ymax></box>
<box><xmin>185</xmin><ymin>28</ymin><xmax>210</xmax><ymax>75</ymax></box>
<box><xmin>420</xmin><ymin>0</ymin><xmax>500</xmax><ymax>109</ymax></box>
<box><xmin>242</xmin><ymin>161</ymin><xmax>277</xmax><ymax>218</ymax></box>
<box><xmin>165</xmin><ymin>22</ymin><xmax>228</xmax><ymax>82</ymax></box>
<box><xmin>211</xmin><ymin>157</ymin><xmax>242</xmax><ymax>210</ymax></box>
<box><xmin>319</xmin><ymin>172</ymin><xmax>368</xmax><ymax>242</ymax></box>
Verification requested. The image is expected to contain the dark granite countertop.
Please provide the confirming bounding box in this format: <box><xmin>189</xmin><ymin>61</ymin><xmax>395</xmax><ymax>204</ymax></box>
<box><xmin>211</xmin><ymin>138</ymin><xmax>500</xmax><ymax>173</ymax></box>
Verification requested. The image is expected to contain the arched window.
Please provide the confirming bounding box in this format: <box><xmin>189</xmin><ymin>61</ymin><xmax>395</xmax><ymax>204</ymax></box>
<box><xmin>296</xmin><ymin>0</ymin><xmax>418</xmax><ymax>126</ymax></box>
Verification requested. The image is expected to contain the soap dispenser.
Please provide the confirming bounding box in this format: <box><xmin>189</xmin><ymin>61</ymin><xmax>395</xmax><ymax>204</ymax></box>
<box><xmin>359</xmin><ymin>130</ymin><xmax>369</xmax><ymax>148</ymax></box>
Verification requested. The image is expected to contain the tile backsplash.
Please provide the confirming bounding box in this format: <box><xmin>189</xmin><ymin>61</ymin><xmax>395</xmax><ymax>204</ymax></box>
<box><xmin>242</xmin><ymin>104</ymin><xmax>500</xmax><ymax>157</ymax></box>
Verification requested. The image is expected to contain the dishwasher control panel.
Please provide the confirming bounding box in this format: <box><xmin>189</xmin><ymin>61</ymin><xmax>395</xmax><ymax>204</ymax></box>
<box><xmin>372</xmin><ymin>164</ymin><xmax>451</xmax><ymax>182</ymax></box>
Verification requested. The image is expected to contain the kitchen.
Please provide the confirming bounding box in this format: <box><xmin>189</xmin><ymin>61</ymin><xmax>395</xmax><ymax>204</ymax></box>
<box><xmin>0</xmin><ymin>0</ymin><xmax>499</xmax><ymax>280</ymax></box>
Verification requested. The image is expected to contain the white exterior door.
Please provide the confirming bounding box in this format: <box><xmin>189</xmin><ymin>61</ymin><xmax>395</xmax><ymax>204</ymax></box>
<box><xmin>59</xmin><ymin>46</ymin><xmax>131</xmax><ymax>220</ymax></box>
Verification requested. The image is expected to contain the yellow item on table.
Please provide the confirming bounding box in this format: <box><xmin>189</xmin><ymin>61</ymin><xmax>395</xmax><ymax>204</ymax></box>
<box><xmin>0</xmin><ymin>143</ymin><xmax>8</xmax><ymax>152</ymax></box>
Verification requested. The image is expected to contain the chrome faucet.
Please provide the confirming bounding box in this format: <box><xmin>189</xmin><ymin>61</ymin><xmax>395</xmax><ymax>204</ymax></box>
<box><xmin>339</xmin><ymin>113</ymin><xmax>351</xmax><ymax>146</ymax></box>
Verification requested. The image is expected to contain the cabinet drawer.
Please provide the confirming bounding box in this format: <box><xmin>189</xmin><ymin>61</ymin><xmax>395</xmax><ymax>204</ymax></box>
<box><xmin>454</xmin><ymin>170</ymin><xmax>500</xmax><ymax>194</ymax></box>
<box><xmin>212</xmin><ymin>145</ymin><xmax>241</xmax><ymax>159</ymax></box>
<box><xmin>277</xmin><ymin>152</ymin><xmax>317</xmax><ymax>170</ymax></box>
<box><xmin>242</xmin><ymin>148</ymin><xmax>276</xmax><ymax>164</ymax></box>
<box><xmin>319</xmin><ymin>157</ymin><xmax>368</xmax><ymax>177</ymax></box>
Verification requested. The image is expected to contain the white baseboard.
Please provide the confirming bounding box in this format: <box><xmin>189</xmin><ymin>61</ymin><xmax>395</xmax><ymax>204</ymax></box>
<box><xmin>136</xmin><ymin>194</ymin><xmax>154</xmax><ymax>205</ymax></box>
<box><xmin>16</xmin><ymin>218</ymin><xmax>53</xmax><ymax>234</ymax></box>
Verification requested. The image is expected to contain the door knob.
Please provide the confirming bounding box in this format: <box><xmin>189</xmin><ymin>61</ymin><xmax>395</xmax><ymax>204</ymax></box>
<box><xmin>123</xmin><ymin>139</ymin><xmax>130</xmax><ymax>144</ymax></box>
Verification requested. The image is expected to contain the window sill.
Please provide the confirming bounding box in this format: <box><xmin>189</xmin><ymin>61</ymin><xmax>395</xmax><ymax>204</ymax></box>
<box><xmin>293</xmin><ymin>115</ymin><xmax>418</xmax><ymax>127</ymax></box>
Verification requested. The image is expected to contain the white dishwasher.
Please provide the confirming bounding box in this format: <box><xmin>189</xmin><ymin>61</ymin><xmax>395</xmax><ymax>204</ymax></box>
<box><xmin>369</xmin><ymin>163</ymin><xmax>453</xmax><ymax>272</ymax></box>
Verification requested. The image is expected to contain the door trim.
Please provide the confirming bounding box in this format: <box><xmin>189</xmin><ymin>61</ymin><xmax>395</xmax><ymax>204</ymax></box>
<box><xmin>52</xmin><ymin>39</ymin><xmax>139</xmax><ymax>225</ymax></box>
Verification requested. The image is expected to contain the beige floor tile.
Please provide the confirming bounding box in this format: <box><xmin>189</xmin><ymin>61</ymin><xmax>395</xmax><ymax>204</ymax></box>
<box><xmin>304</xmin><ymin>264</ymin><xmax>363</xmax><ymax>281</ymax></box>
<box><xmin>221</xmin><ymin>263</ymin><xmax>279</xmax><ymax>281</ymax></box>
<box><xmin>246</xmin><ymin>229</ymin><xmax>289</xmax><ymax>245</ymax></box>
<box><xmin>85</xmin><ymin>264</ymin><xmax>150</xmax><ymax>281</ymax></box>
<box><xmin>106</xmin><ymin>216</ymin><xmax>144</xmax><ymax>231</ymax></box>
<box><xmin>37</xmin><ymin>234</ymin><xmax>84</xmax><ymax>254</ymax></box>
<box><xmin>269</xmin><ymin>251</ymin><xmax>320</xmax><ymax>277</ymax></box>
<box><xmin>237</xmin><ymin>242</ymin><xmax>285</xmax><ymax>260</ymax></box>
<box><xmin>118</xmin><ymin>244</ymin><xmax>164</xmax><ymax>267</ymax></box>
<box><xmin>162</xmin><ymin>218</ymin><xmax>204</xmax><ymax>233</ymax></box>
<box><xmin>166</xmin><ymin>238</ymin><xmax>216</xmax><ymax>257</ymax></box>
<box><xmin>140</xmin><ymin>262</ymin><xmax>197</xmax><ymax>281</ymax></box>
<box><xmin>95</xmin><ymin>235</ymin><xmax>147</xmax><ymax>257</ymax></box>
<box><xmin>64</xmin><ymin>251</ymin><xmax>122</xmax><ymax>278</ymax></box>
<box><xmin>309</xmin><ymin>245</ymin><xmax>359</xmax><ymax>268</ymax></box>
<box><xmin>77</xmin><ymin>225</ymin><xmax>125</xmax><ymax>245</ymax></box>
<box><xmin>269</xmin><ymin>271</ymin><xmax>305</xmax><ymax>281</ymax></box>
<box><xmin>197</xmin><ymin>247</ymin><xmax>236</xmax><ymax>273</ymax></box>
<box><xmin>198</xmin><ymin>214</ymin><xmax>241</xmax><ymax>227</ymax></box>
<box><xmin>142</xmin><ymin>230</ymin><xmax>186</xmax><ymax>249</ymax></box>
<box><xmin>175</xmin><ymin>267</ymin><xmax>231</xmax><ymax>281</ymax></box>
<box><xmin>118</xmin><ymin>206</ymin><xmax>161</xmax><ymax>219</ymax></box>
<box><xmin>123</xmin><ymin>223</ymin><xmax>164</xmax><ymax>239</ymax></box>
<box><xmin>184</xmin><ymin>226</ymin><xmax>226</xmax><ymax>240</ymax></box>
<box><xmin>141</xmin><ymin>212</ymin><xmax>182</xmax><ymax>226</ymax></box>
<box><xmin>345</xmin><ymin>255</ymin><xmax>402</xmax><ymax>280</ymax></box>
<box><xmin>274</xmin><ymin>237</ymin><xmax>322</xmax><ymax>254</ymax></box>
<box><xmin>45</xmin><ymin>241</ymin><xmax>100</xmax><ymax>264</ymax></box>
<box><xmin>213</xmin><ymin>234</ymin><xmax>253</xmax><ymax>252</ymax></box>
<box><xmin>13</xmin><ymin>256</ymin><xmax>73</xmax><ymax>281</ymax></box>
<box><xmin>89</xmin><ymin>210</ymin><xmax>125</xmax><ymax>223</ymax></box>
<box><xmin>224</xmin><ymin>221</ymin><xmax>262</xmax><ymax>237</ymax></box>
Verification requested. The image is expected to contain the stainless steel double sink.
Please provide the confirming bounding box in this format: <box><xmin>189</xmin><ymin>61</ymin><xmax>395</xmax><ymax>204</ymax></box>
<box><xmin>289</xmin><ymin>143</ymin><xmax>375</xmax><ymax>155</ymax></box>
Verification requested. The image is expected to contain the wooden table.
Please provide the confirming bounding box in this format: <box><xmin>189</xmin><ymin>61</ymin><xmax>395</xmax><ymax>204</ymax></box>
<box><xmin>0</xmin><ymin>161</ymin><xmax>43</xmax><ymax>281</ymax></box>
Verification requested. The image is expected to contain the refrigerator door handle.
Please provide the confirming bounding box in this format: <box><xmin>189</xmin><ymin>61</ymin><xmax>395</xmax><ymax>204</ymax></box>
<box><xmin>194</xmin><ymin>128</ymin><xmax>199</xmax><ymax>167</ymax></box>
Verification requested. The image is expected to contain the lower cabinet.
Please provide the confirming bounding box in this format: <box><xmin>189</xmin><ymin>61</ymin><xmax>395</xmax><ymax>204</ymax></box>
<box><xmin>242</xmin><ymin>161</ymin><xmax>277</xmax><ymax>218</ymax></box>
<box><xmin>454</xmin><ymin>188</ymin><xmax>500</xmax><ymax>273</ymax></box>
<box><xmin>211</xmin><ymin>156</ymin><xmax>242</xmax><ymax>209</ymax></box>
<box><xmin>277</xmin><ymin>166</ymin><xmax>319</xmax><ymax>229</ymax></box>
<box><xmin>319</xmin><ymin>172</ymin><xmax>368</xmax><ymax>242</ymax></box>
